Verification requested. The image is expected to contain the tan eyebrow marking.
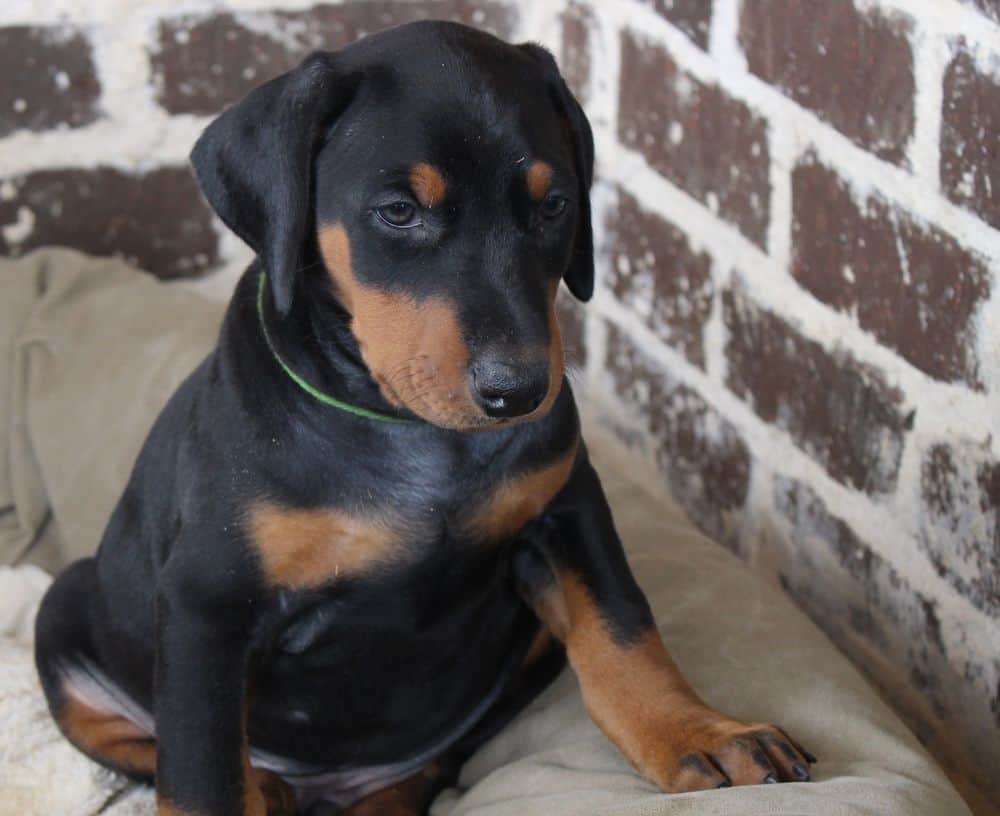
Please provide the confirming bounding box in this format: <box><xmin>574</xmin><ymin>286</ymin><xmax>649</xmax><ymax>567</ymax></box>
<box><xmin>526</xmin><ymin>161</ymin><xmax>553</xmax><ymax>201</ymax></box>
<box><xmin>409</xmin><ymin>163</ymin><xmax>447</xmax><ymax>208</ymax></box>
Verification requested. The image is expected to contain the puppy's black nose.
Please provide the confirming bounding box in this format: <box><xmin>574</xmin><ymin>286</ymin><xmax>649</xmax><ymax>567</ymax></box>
<box><xmin>471</xmin><ymin>358</ymin><xmax>549</xmax><ymax>418</ymax></box>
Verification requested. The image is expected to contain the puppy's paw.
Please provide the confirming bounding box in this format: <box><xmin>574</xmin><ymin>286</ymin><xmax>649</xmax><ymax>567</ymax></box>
<box><xmin>646</xmin><ymin>715</ymin><xmax>816</xmax><ymax>793</ymax></box>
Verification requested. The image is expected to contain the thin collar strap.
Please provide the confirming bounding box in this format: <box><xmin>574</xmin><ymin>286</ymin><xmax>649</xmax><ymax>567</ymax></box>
<box><xmin>256</xmin><ymin>270</ymin><xmax>417</xmax><ymax>424</ymax></box>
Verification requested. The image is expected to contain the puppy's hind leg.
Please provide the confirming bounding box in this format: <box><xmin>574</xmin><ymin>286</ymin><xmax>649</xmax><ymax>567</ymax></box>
<box><xmin>34</xmin><ymin>558</ymin><xmax>157</xmax><ymax>782</ymax></box>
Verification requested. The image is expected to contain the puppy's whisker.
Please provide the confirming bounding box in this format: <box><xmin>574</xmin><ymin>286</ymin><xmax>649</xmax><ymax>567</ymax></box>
<box><xmin>293</xmin><ymin>259</ymin><xmax>325</xmax><ymax>275</ymax></box>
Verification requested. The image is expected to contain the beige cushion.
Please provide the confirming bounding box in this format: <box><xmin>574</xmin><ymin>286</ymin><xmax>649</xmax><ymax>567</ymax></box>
<box><xmin>433</xmin><ymin>434</ymin><xmax>971</xmax><ymax>815</ymax></box>
<box><xmin>0</xmin><ymin>249</ymin><xmax>971</xmax><ymax>815</ymax></box>
<box><xmin>0</xmin><ymin>248</ymin><xmax>222</xmax><ymax>571</ymax></box>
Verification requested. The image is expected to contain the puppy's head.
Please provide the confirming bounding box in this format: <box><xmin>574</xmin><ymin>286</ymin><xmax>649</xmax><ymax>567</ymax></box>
<box><xmin>192</xmin><ymin>22</ymin><xmax>594</xmax><ymax>430</ymax></box>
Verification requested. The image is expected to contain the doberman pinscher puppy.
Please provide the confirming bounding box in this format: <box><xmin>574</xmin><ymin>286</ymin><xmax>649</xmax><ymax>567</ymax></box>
<box><xmin>35</xmin><ymin>21</ymin><xmax>814</xmax><ymax>816</ymax></box>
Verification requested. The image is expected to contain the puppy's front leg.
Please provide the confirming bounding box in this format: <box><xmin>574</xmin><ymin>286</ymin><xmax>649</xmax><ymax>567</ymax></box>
<box><xmin>513</xmin><ymin>453</ymin><xmax>815</xmax><ymax>792</ymax></box>
<box><xmin>154</xmin><ymin>558</ymin><xmax>283</xmax><ymax>816</ymax></box>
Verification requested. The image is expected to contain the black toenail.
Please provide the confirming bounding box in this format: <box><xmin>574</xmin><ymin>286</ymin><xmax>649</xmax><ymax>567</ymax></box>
<box><xmin>764</xmin><ymin>774</ymin><xmax>778</xmax><ymax>784</ymax></box>
<box><xmin>716</xmin><ymin>780</ymin><xmax>732</xmax><ymax>788</ymax></box>
<box><xmin>792</xmin><ymin>762</ymin><xmax>810</xmax><ymax>781</ymax></box>
<box><xmin>803</xmin><ymin>750</ymin><xmax>818</xmax><ymax>764</ymax></box>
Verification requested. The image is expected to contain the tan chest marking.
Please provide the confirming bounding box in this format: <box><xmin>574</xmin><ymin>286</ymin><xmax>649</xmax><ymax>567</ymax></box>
<box><xmin>467</xmin><ymin>439</ymin><xmax>579</xmax><ymax>541</ymax></box>
<box><xmin>248</xmin><ymin>502</ymin><xmax>400</xmax><ymax>590</ymax></box>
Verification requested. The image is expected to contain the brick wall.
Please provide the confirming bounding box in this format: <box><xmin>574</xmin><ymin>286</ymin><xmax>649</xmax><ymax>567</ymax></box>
<box><xmin>1</xmin><ymin>0</ymin><xmax>997</xmax><ymax>812</ymax></box>
<box><xmin>564</xmin><ymin>2</ymin><xmax>1000</xmax><ymax>811</ymax></box>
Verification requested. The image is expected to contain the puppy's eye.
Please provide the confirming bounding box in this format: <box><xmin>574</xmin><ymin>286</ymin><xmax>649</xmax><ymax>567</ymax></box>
<box><xmin>540</xmin><ymin>195</ymin><xmax>568</xmax><ymax>219</ymax></box>
<box><xmin>375</xmin><ymin>201</ymin><xmax>421</xmax><ymax>229</ymax></box>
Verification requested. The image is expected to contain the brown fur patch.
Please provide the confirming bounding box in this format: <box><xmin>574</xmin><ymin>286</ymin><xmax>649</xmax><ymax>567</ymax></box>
<box><xmin>251</xmin><ymin>768</ymin><xmax>296</xmax><ymax>816</ymax></box>
<box><xmin>248</xmin><ymin>501</ymin><xmax>400</xmax><ymax>590</ymax></box>
<box><xmin>561</xmin><ymin>576</ymin><xmax>702</xmax><ymax>782</ymax></box>
<box><xmin>242</xmin><ymin>724</ymin><xmax>295</xmax><ymax>816</ymax></box>
<box><xmin>467</xmin><ymin>438</ymin><xmax>578</xmax><ymax>541</ymax></box>
<box><xmin>340</xmin><ymin>762</ymin><xmax>446</xmax><ymax>815</ymax></box>
<box><xmin>527</xmin><ymin>573</ymin><xmax>712</xmax><ymax>791</ymax></box>
<box><xmin>410</xmin><ymin>163</ymin><xmax>447</xmax><ymax>208</ymax></box>
<box><xmin>239</xmin><ymin>707</ymin><xmax>267</xmax><ymax>816</ymax></box>
<box><xmin>526</xmin><ymin>574</ymin><xmax>813</xmax><ymax>791</ymax></box>
<box><xmin>526</xmin><ymin>161</ymin><xmax>553</xmax><ymax>201</ymax></box>
<box><xmin>59</xmin><ymin>681</ymin><xmax>156</xmax><ymax>778</ymax></box>
<box><xmin>319</xmin><ymin>223</ymin><xmax>483</xmax><ymax>428</ymax></box>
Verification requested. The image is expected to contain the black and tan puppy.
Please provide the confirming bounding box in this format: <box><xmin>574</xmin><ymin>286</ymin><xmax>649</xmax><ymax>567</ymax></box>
<box><xmin>34</xmin><ymin>21</ymin><xmax>814</xmax><ymax>816</ymax></box>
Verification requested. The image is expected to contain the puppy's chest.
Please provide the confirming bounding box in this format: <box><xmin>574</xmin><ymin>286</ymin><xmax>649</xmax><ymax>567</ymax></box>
<box><xmin>247</xmin><ymin>442</ymin><xmax>577</xmax><ymax>592</ymax></box>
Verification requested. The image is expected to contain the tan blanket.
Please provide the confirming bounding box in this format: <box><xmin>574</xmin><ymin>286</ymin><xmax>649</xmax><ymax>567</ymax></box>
<box><xmin>0</xmin><ymin>248</ymin><xmax>222</xmax><ymax>571</ymax></box>
<box><xmin>0</xmin><ymin>249</ymin><xmax>971</xmax><ymax>815</ymax></box>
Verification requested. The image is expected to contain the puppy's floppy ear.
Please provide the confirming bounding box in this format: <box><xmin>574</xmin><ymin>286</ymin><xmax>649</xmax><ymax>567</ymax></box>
<box><xmin>520</xmin><ymin>43</ymin><xmax>595</xmax><ymax>302</ymax></box>
<box><xmin>190</xmin><ymin>52</ymin><xmax>358</xmax><ymax>315</ymax></box>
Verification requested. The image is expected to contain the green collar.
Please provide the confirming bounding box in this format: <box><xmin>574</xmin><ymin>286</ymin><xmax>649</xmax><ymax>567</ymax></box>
<box><xmin>256</xmin><ymin>270</ymin><xmax>417</xmax><ymax>424</ymax></box>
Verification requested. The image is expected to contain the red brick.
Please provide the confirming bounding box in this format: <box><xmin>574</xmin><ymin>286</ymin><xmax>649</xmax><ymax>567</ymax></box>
<box><xmin>606</xmin><ymin>323</ymin><xmax>750</xmax><ymax>544</ymax></box>
<box><xmin>739</xmin><ymin>0</ymin><xmax>914</xmax><ymax>166</ymax></box>
<box><xmin>560</xmin><ymin>2</ymin><xmax>593</xmax><ymax>105</ymax></box>
<box><xmin>921</xmin><ymin>442</ymin><xmax>999</xmax><ymax>617</ymax></box>
<box><xmin>775</xmin><ymin>475</ymin><xmax>1000</xmax><ymax>801</ymax></box>
<box><xmin>605</xmin><ymin>187</ymin><xmax>713</xmax><ymax>368</ymax></box>
<box><xmin>792</xmin><ymin>157</ymin><xmax>991</xmax><ymax>389</ymax></box>
<box><xmin>723</xmin><ymin>287</ymin><xmax>909</xmax><ymax>494</ymax></box>
<box><xmin>639</xmin><ymin>0</ymin><xmax>712</xmax><ymax>49</ymax></box>
<box><xmin>0</xmin><ymin>167</ymin><xmax>219</xmax><ymax>279</ymax></box>
<box><xmin>618</xmin><ymin>30</ymin><xmax>770</xmax><ymax>247</ymax></box>
<box><xmin>152</xmin><ymin>2</ymin><xmax>518</xmax><ymax>115</ymax></box>
<box><xmin>773</xmin><ymin>477</ymin><xmax>968</xmax><ymax>742</ymax></box>
<box><xmin>941</xmin><ymin>42</ymin><xmax>1000</xmax><ymax>231</ymax></box>
<box><xmin>776</xmin><ymin>477</ymin><xmax>945</xmax><ymax>658</ymax></box>
<box><xmin>0</xmin><ymin>26</ymin><xmax>101</xmax><ymax>137</ymax></box>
